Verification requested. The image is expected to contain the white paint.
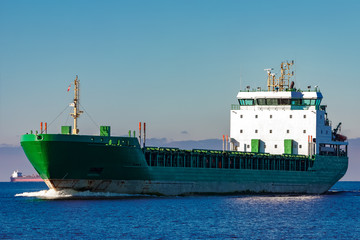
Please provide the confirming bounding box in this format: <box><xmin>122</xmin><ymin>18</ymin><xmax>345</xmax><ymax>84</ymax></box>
<box><xmin>230</xmin><ymin>90</ymin><xmax>346</xmax><ymax>155</ymax></box>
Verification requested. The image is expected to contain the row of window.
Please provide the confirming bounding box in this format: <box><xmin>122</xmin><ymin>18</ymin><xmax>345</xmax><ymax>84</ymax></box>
<box><xmin>239</xmin><ymin>98</ymin><xmax>321</xmax><ymax>106</ymax></box>
<box><xmin>245</xmin><ymin>144</ymin><xmax>303</xmax><ymax>149</ymax></box>
<box><xmin>240</xmin><ymin>129</ymin><xmax>308</xmax><ymax>134</ymax></box>
<box><xmin>240</xmin><ymin>129</ymin><xmax>329</xmax><ymax>135</ymax></box>
<box><xmin>240</xmin><ymin>114</ymin><xmax>307</xmax><ymax>119</ymax></box>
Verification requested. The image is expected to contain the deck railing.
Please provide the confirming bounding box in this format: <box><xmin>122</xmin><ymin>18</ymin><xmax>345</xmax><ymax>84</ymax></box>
<box><xmin>143</xmin><ymin>147</ymin><xmax>313</xmax><ymax>172</ymax></box>
<box><xmin>231</xmin><ymin>104</ymin><xmax>240</xmax><ymax>110</ymax></box>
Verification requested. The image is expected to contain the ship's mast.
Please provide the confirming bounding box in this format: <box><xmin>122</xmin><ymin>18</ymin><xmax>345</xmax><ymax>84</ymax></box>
<box><xmin>265</xmin><ymin>60</ymin><xmax>294</xmax><ymax>91</ymax></box>
<box><xmin>71</xmin><ymin>76</ymin><xmax>83</xmax><ymax>134</ymax></box>
<box><xmin>278</xmin><ymin>60</ymin><xmax>294</xmax><ymax>91</ymax></box>
<box><xmin>265</xmin><ymin>68</ymin><xmax>275</xmax><ymax>91</ymax></box>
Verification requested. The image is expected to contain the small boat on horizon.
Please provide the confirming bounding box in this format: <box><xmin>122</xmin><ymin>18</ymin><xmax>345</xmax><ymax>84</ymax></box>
<box><xmin>10</xmin><ymin>170</ymin><xmax>43</xmax><ymax>182</ymax></box>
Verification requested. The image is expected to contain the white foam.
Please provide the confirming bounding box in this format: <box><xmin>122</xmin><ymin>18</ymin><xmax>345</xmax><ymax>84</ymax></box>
<box><xmin>234</xmin><ymin>195</ymin><xmax>322</xmax><ymax>204</ymax></box>
<box><xmin>15</xmin><ymin>189</ymin><xmax>75</xmax><ymax>199</ymax></box>
<box><xmin>15</xmin><ymin>189</ymin><xmax>150</xmax><ymax>199</ymax></box>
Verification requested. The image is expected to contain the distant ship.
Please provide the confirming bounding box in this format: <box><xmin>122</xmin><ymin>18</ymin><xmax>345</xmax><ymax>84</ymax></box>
<box><xmin>21</xmin><ymin>61</ymin><xmax>348</xmax><ymax>195</ymax></box>
<box><xmin>10</xmin><ymin>170</ymin><xmax>43</xmax><ymax>182</ymax></box>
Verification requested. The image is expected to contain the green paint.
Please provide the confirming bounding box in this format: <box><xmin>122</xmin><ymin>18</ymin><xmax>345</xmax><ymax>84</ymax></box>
<box><xmin>251</xmin><ymin>139</ymin><xmax>260</xmax><ymax>153</ymax></box>
<box><xmin>21</xmin><ymin>134</ymin><xmax>147</xmax><ymax>180</ymax></box>
<box><xmin>20</xmin><ymin>133</ymin><xmax>348</xmax><ymax>194</ymax></box>
<box><xmin>284</xmin><ymin>139</ymin><xmax>293</xmax><ymax>154</ymax></box>
<box><xmin>100</xmin><ymin>126</ymin><xmax>110</xmax><ymax>136</ymax></box>
<box><xmin>61</xmin><ymin>126</ymin><xmax>71</xmax><ymax>135</ymax></box>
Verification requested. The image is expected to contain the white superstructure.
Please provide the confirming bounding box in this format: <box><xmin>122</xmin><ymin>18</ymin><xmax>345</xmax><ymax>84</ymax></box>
<box><xmin>230</xmin><ymin>61</ymin><xmax>347</xmax><ymax>156</ymax></box>
<box><xmin>11</xmin><ymin>170</ymin><xmax>22</xmax><ymax>178</ymax></box>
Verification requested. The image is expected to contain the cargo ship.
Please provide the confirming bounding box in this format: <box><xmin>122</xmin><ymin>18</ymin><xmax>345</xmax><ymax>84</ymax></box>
<box><xmin>10</xmin><ymin>170</ymin><xmax>43</xmax><ymax>182</ymax></box>
<box><xmin>20</xmin><ymin>62</ymin><xmax>348</xmax><ymax>195</ymax></box>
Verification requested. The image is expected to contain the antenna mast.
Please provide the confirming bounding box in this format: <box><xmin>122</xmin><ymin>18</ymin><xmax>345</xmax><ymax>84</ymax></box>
<box><xmin>71</xmin><ymin>75</ymin><xmax>83</xmax><ymax>134</ymax></box>
<box><xmin>278</xmin><ymin>60</ymin><xmax>294</xmax><ymax>91</ymax></box>
<box><xmin>265</xmin><ymin>61</ymin><xmax>295</xmax><ymax>91</ymax></box>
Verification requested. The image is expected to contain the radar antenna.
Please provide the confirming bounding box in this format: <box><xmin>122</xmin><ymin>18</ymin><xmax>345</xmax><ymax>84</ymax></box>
<box><xmin>265</xmin><ymin>61</ymin><xmax>295</xmax><ymax>91</ymax></box>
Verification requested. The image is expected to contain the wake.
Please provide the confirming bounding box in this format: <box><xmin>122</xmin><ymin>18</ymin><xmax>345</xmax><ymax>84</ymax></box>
<box><xmin>15</xmin><ymin>189</ymin><xmax>152</xmax><ymax>200</ymax></box>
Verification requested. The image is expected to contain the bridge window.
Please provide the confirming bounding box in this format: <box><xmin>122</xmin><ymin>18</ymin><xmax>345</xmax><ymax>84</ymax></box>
<box><xmin>291</xmin><ymin>99</ymin><xmax>301</xmax><ymax>105</ymax></box>
<box><xmin>293</xmin><ymin>99</ymin><xmax>317</xmax><ymax>106</ymax></box>
<box><xmin>302</xmin><ymin>99</ymin><xmax>315</xmax><ymax>106</ymax></box>
<box><xmin>267</xmin><ymin>99</ymin><xmax>278</xmax><ymax>105</ymax></box>
<box><xmin>250</xmin><ymin>98</ymin><xmax>318</xmax><ymax>106</ymax></box>
<box><xmin>256</xmin><ymin>99</ymin><xmax>267</xmax><ymax>105</ymax></box>
<box><xmin>279</xmin><ymin>99</ymin><xmax>291</xmax><ymax>105</ymax></box>
<box><xmin>239</xmin><ymin>99</ymin><xmax>255</xmax><ymax>106</ymax></box>
<box><xmin>316</xmin><ymin>99</ymin><xmax>321</xmax><ymax>107</ymax></box>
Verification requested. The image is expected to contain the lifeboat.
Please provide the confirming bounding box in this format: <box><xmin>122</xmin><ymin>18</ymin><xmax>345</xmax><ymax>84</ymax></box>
<box><xmin>335</xmin><ymin>134</ymin><xmax>347</xmax><ymax>142</ymax></box>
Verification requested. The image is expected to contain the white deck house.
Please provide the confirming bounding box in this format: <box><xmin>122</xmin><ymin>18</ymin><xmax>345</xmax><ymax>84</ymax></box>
<box><xmin>229</xmin><ymin>62</ymin><xmax>347</xmax><ymax>156</ymax></box>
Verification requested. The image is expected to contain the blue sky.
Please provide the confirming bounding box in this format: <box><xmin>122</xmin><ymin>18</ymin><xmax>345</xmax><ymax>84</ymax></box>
<box><xmin>0</xmin><ymin>0</ymin><xmax>359</xmax><ymax>146</ymax></box>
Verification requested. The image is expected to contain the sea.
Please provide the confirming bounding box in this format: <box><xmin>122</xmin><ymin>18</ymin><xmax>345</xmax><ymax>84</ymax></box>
<box><xmin>1</xmin><ymin>182</ymin><xmax>359</xmax><ymax>239</ymax></box>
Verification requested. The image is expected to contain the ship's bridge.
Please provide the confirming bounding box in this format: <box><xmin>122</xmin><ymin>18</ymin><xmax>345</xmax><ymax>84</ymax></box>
<box><xmin>230</xmin><ymin>89</ymin><xmax>333</xmax><ymax>156</ymax></box>
<box><xmin>236</xmin><ymin>91</ymin><xmax>323</xmax><ymax>107</ymax></box>
<box><xmin>230</xmin><ymin>61</ymin><xmax>347</xmax><ymax>157</ymax></box>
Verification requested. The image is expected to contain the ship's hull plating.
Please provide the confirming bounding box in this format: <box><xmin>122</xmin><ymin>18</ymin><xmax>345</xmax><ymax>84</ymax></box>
<box><xmin>21</xmin><ymin>134</ymin><xmax>348</xmax><ymax>195</ymax></box>
<box><xmin>10</xmin><ymin>177</ymin><xmax>43</xmax><ymax>182</ymax></box>
<box><xmin>44</xmin><ymin>179</ymin><xmax>337</xmax><ymax>195</ymax></box>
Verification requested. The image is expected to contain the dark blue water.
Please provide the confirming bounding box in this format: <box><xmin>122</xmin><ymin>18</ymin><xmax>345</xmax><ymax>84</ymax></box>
<box><xmin>1</xmin><ymin>182</ymin><xmax>359</xmax><ymax>239</ymax></box>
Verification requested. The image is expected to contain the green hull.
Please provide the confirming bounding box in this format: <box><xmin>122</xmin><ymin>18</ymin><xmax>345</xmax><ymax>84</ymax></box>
<box><xmin>21</xmin><ymin>134</ymin><xmax>348</xmax><ymax>195</ymax></box>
